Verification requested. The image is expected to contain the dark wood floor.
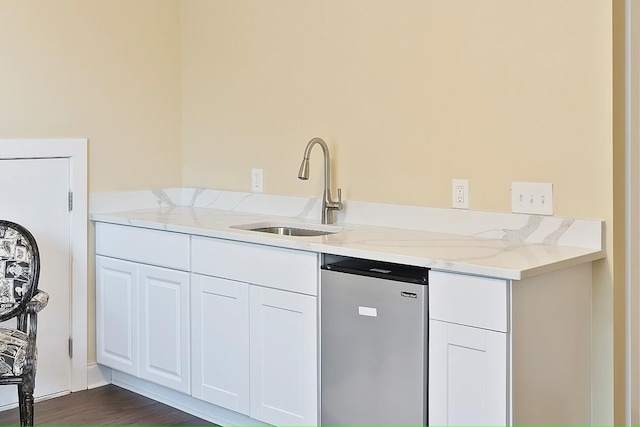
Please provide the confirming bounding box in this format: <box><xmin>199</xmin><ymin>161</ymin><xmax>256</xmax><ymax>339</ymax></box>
<box><xmin>0</xmin><ymin>384</ymin><xmax>217</xmax><ymax>426</ymax></box>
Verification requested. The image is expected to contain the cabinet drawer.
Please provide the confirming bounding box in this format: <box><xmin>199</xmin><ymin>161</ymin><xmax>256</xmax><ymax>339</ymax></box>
<box><xmin>192</xmin><ymin>237</ymin><xmax>319</xmax><ymax>296</ymax></box>
<box><xmin>95</xmin><ymin>222</ymin><xmax>190</xmax><ymax>271</ymax></box>
<box><xmin>429</xmin><ymin>271</ymin><xmax>508</xmax><ymax>332</ymax></box>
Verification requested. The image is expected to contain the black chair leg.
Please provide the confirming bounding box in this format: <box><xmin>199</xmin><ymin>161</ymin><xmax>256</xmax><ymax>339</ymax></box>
<box><xmin>17</xmin><ymin>384</ymin><xmax>25</xmax><ymax>425</ymax></box>
<box><xmin>18</xmin><ymin>379</ymin><xmax>34</xmax><ymax>427</ymax></box>
<box><xmin>23</xmin><ymin>390</ymin><xmax>34</xmax><ymax>427</ymax></box>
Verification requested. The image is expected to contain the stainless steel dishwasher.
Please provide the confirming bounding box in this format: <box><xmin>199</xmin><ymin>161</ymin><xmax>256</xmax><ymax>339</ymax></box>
<box><xmin>320</xmin><ymin>255</ymin><xmax>429</xmax><ymax>426</ymax></box>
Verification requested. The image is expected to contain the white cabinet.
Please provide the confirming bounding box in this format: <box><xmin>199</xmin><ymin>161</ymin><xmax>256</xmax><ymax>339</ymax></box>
<box><xmin>429</xmin><ymin>320</ymin><xmax>507</xmax><ymax>426</ymax></box>
<box><xmin>190</xmin><ymin>236</ymin><xmax>319</xmax><ymax>426</ymax></box>
<box><xmin>191</xmin><ymin>274</ymin><xmax>250</xmax><ymax>415</ymax></box>
<box><xmin>139</xmin><ymin>265</ymin><xmax>191</xmax><ymax>393</ymax></box>
<box><xmin>95</xmin><ymin>222</ymin><xmax>190</xmax><ymax>270</ymax></box>
<box><xmin>191</xmin><ymin>273</ymin><xmax>318</xmax><ymax>425</ymax></box>
<box><xmin>429</xmin><ymin>270</ymin><xmax>508</xmax><ymax>426</ymax></box>
<box><xmin>429</xmin><ymin>271</ymin><xmax>508</xmax><ymax>332</ymax></box>
<box><xmin>95</xmin><ymin>222</ymin><xmax>192</xmax><ymax>394</ymax></box>
<box><xmin>191</xmin><ymin>236</ymin><xmax>318</xmax><ymax>296</ymax></box>
<box><xmin>96</xmin><ymin>256</ymin><xmax>139</xmax><ymax>377</ymax></box>
<box><xmin>96</xmin><ymin>256</ymin><xmax>191</xmax><ymax>393</ymax></box>
<box><xmin>429</xmin><ymin>266</ymin><xmax>592</xmax><ymax>426</ymax></box>
<box><xmin>96</xmin><ymin>224</ymin><xmax>320</xmax><ymax>425</ymax></box>
<box><xmin>249</xmin><ymin>285</ymin><xmax>317</xmax><ymax>426</ymax></box>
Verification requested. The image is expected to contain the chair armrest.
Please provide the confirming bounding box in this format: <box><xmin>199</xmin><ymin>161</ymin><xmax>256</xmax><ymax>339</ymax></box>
<box><xmin>23</xmin><ymin>291</ymin><xmax>48</xmax><ymax>375</ymax></box>
<box><xmin>26</xmin><ymin>290</ymin><xmax>49</xmax><ymax>314</ymax></box>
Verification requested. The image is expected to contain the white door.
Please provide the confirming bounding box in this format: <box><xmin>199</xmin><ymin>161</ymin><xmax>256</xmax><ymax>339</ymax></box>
<box><xmin>429</xmin><ymin>320</ymin><xmax>508</xmax><ymax>426</ymax></box>
<box><xmin>95</xmin><ymin>256</ymin><xmax>139</xmax><ymax>377</ymax></box>
<box><xmin>0</xmin><ymin>158</ymin><xmax>71</xmax><ymax>406</ymax></box>
<box><xmin>191</xmin><ymin>274</ymin><xmax>250</xmax><ymax>415</ymax></box>
<box><xmin>139</xmin><ymin>264</ymin><xmax>190</xmax><ymax>393</ymax></box>
<box><xmin>249</xmin><ymin>286</ymin><xmax>317</xmax><ymax>426</ymax></box>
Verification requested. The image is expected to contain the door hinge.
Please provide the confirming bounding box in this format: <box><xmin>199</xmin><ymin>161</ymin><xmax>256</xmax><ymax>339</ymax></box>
<box><xmin>68</xmin><ymin>337</ymin><xmax>73</xmax><ymax>358</ymax></box>
<box><xmin>68</xmin><ymin>191</ymin><xmax>73</xmax><ymax>212</ymax></box>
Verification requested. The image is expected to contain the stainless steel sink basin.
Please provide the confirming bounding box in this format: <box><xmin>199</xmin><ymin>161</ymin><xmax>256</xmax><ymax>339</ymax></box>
<box><xmin>230</xmin><ymin>221</ymin><xmax>347</xmax><ymax>237</ymax></box>
<box><xmin>248</xmin><ymin>226</ymin><xmax>336</xmax><ymax>237</ymax></box>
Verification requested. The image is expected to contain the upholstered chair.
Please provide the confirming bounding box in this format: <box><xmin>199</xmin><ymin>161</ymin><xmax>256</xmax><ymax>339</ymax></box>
<box><xmin>0</xmin><ymin>220</ymin><xmax>49</xmax><ymax>426</ymax></box>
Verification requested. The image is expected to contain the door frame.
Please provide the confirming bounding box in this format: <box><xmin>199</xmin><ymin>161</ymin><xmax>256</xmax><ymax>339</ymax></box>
<box><xmin>0</xmin><ymin>139</ymin><xmax>87</xmax><ymax>392</ymax></box>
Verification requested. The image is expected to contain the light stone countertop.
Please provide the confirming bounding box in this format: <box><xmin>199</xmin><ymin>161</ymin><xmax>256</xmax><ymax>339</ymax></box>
<box><xmin>90</xmin><ymin>206</ymin><xmax>605</xmax><ymax>280</ymax></box>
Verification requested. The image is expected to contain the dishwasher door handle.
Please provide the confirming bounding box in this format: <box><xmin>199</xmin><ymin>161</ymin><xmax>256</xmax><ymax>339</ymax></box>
<box><xmin>358</xmin><ymin>306</ymin><xmax>378</xmax><ymax>317</ymax></box>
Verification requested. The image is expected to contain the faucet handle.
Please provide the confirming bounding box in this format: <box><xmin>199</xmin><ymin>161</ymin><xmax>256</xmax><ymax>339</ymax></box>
<box><xmin>337</xmin><ymin>188</ymin><xmax>344</xmax><ymax>210</ymax></box>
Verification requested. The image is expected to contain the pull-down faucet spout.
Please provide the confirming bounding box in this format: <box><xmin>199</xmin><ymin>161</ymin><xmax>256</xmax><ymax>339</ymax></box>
<box><xmin>298</xmin><ymin>137</ymin><xmax>343</xmax><ymax>224</ymax></box>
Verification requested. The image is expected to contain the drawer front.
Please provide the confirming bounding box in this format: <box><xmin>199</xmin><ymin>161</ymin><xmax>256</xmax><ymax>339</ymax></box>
<box><xmin>429</xmin><ymin>270</ymin><xmax>508</xmax><ymax>332</ymax></box>
<box><xmin>95</xmin><ymin>222</ymin><xmax>190</xmax><ymax>271</ymax></box>
<box><xmin>192</xmin><ymin>236</ymin><xmax>319</xmax><ymax>296</ymax></box>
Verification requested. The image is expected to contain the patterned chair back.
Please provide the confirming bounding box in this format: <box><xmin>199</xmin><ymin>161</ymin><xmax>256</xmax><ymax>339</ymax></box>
<box><xmin>0</xmin><ymin>221</ymin><xmax>40</xmax><ymax>322</ymax></box>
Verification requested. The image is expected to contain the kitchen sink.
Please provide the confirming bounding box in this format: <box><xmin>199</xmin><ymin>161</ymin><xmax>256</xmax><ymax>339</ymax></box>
<box><xmin>248</xmin><ymin>226</ymin><xmax>334</xmax><ymax>236</ymax></box>
<box><xmin>230</xmin><ymin>221</ymin><xmax>347</xmax><ymax>237</ymax></box>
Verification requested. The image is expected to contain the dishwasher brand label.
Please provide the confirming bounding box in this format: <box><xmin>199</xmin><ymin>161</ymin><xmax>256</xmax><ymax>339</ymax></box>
<box><xmin>358</xmin><ymin>306</ymin><xmax>378</xmax><ymax>317</ymax></box>
<box><xmin>401</xmin><ymin>291</ymin><xmax>418</xmax><ymax>298</ymax></box>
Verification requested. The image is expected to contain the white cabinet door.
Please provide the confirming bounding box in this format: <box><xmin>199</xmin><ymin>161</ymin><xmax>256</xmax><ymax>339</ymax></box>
<box><xmin>191</xmin><ymin>274</ymin><xmax>250</xmax><ymax>415</ymax></box>
<box><xmin>96</xmin><ymin>256</ymin><xmax>139</xmax><ymax>377</ymax></box>
<box><xmin>429</xmin><ymin>320</ymin><xmax>507</xmax><ymax>426</ymax></box>
<box><xmin>249</xmin><ymin>286</ymin><xmax>318</xmax><ymax>426</ymax></box>
<box><xmin>139</xmin><ymin>265</ymin><xmax>191</xmax><ymax>393</ymax></box>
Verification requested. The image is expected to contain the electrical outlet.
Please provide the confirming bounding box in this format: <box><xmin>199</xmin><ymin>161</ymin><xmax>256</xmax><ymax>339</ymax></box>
<box><xmin>251</xmin><ymin>168</ymin><xmax>263</xmax><ymax>193</ymax></box>
<box><xmin>511</xmin><ymin>182</ymin><xmax>553</xmax><ymax>215</ymax></box>
<box><xmin>452</xmin><ymin>179</ymin><xmax>469</xmax><ymax>209</ymax></box>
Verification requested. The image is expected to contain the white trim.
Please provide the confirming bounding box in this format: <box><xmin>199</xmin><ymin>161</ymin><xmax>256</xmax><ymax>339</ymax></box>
<box><xmin>111</xmin><ymin>371</ymin><xmax>269</xmax><ymax>426</ymax></box>
<box><xmin>0</xmin><ymin>390</ymin><xmax>71</xmax><ymax>413</ymax></box>
<box><xmin>87</xmin><ymin>363</ymin><xmax>111</xmax><ymax>389</ymax></box>
<box><xmin>0</xmin><ymin>139</ymin><xmax>88</xmax><ymax>392</ymax></box>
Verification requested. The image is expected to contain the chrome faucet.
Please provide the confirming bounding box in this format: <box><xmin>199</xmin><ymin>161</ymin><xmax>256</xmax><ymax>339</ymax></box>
<box><xmin>298</xmin><ymin>137</ymin><xmax>343</xmax><ymax>224</ymax></box>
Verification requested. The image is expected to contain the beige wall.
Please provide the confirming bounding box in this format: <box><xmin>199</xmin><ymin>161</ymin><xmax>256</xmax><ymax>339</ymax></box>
<box><xmin>181</xmin><ymin>0</ymin><xmax>617</xmax><ymax>423</ymax></box>
<box><xmin>0</xmin><ymin>0</ymin><xmax>183</xmax><ymax>191</ymax></box>
<box><xmin>181</xmin><ymin>0</ymin><xmax>611</xmax><ymax>217</ymax></box>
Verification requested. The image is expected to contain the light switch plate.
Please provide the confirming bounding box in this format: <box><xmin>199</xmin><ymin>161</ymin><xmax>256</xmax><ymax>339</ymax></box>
<box><xmin>511</xmin><ymin>182</ymin><xmax>553</xmax><ymax>215</ymax></box>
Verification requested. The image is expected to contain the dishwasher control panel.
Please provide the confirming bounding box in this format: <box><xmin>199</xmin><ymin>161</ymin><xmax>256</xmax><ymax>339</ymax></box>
<box><xmin>321</xmin><ymin>254</ymin><xmax>428</xmax><ymax>284</ymax></box>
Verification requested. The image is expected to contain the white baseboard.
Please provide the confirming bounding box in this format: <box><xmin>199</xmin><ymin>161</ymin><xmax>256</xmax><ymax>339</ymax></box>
<box><xmin>0</xmin><ymin>364</ymin><xmax>109</xmax><ymax>414</ymax></box>
<box><xmin>111</xmin><ymin>371</ymin><xmax>269</xmax><ymax>426</ymax></box>
<box><xmin>87</xmin><ymin>363</ymin><xmax>112</xmax><ymax>389</ymax></box>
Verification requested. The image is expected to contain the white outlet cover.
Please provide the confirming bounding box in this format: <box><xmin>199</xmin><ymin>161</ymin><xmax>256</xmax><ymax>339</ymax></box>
<box><xmin>511</xmin><ymin>181</ymin><xmax>553</xmax><ymax>215</ymax></box>
<box><xmin>452</xmin><ymin>179</ymin><xmax>469</xmax><ymax>209</ymax></box>
<box><xmin>251</xmin><ymin>168</ymin><xmax>263</xmax><ymax>193</ymax></box>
